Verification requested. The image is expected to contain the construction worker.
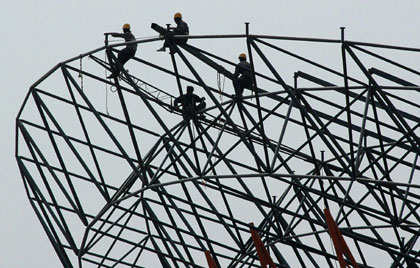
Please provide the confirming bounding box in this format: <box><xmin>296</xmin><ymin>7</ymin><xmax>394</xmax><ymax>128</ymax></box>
<box><xmin>232</xmin><ymin>53</ymin><xmax>253</xmax><ymax>97</ymax></box>
<box><xmin>174</xmin><ymin>86</ymin><xmax>206</xmax><ymax>119</ymax></box>
<box><xmin>106</xmin><ymin>23</ymin><xmax>137</xmax><ymax>78</ymax></box>
<box><xmin>157</xmin><ymin>12</ymin><xmax>189</xmax><ymax>52</ymax></box>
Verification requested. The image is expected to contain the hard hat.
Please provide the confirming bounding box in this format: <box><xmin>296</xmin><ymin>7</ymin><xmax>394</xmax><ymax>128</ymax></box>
<box><xmin>186</xmin><ymin>86</ymin><xmax>194</xmax><ymax>92</ymax></box>
<box><xmin>238</xmin><ymin>53</ymin><xmax>247</xmax><ymax>60</ymax></box>
<box><xmin>122</xmin><ymin>23</ymin><xmax>131</xmax><ymax>30</ymax></box>
<box><xmin>174</xmin><ymin>12</ymin><xmax>182</xmax><ymax>19</ymax></box>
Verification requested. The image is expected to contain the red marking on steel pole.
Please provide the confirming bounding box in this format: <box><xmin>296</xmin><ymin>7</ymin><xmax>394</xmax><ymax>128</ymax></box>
<box><xmin>249</xmin><ymin>222</ymin><xmax>276</xmax><ymax>268</ymax></box>
<box><xmin>324</xmin><ymin>208</ymin><xmax>359</xmax><ymax>268</ymax></box>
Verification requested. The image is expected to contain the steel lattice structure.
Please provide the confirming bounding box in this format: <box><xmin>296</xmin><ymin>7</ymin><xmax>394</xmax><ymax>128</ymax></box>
<box><xmin>16</xmin><ymin>26</ymin><xmax>420</xmax><ymax>268</ymax></box>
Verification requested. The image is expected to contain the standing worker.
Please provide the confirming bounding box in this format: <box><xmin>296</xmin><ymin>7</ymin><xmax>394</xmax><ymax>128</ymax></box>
<box><xmin>232</xmin><ymin>53</ymin><xmax>253</xmax><ymax>97</ymax></box>
<box><xmin>174</xmin><ymin>86</ymin><xmax>206</xmax><ymax>119</ymax></box>
<box><xmin>157</xmin><ymin>12</ymin><xmax>189</xmax><ymax>52</ymax></box>
<box><xmin>105</xmin><ymin>23</ymin><xmax>137</xmax><ymax>78</ymax></box>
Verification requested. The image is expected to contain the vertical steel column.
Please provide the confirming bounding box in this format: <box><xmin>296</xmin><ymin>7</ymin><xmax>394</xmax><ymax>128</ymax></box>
<box><xmin>341</xmin><ymin>27</ymin><xmax>356</xmax><ymax>177</ymax></box>
<box><xmin>246</xmin><ymin>23</ymin><xmax>271</xmax><ymax>172</ymax></box>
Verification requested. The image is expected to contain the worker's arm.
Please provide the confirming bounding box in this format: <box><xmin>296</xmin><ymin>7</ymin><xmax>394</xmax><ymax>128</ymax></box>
<box><xmin>174</xmin><ymin>96</ymin><xmax>181</xmax><ymax>106</ymax></box>
<box><xmin>192</xmin><ymin>95</ymin><xmax>205</xmax><ymax>104</ymax></box>
<box><xmin>110</xmin><ymin>33</ymin><xmax>125</xmax><ymax>38</ymax></box>
<box><xmin>233</xmin><ymin>64</ymin><xmax>240</xmax><ymax>78</ymax></box>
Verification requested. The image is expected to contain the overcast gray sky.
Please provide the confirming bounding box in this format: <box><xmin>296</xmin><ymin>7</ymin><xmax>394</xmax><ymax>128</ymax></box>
<box><xmin>2</xmin><ymin>1</ymin><xmax>420</xmax><ymax>267</ymax></box>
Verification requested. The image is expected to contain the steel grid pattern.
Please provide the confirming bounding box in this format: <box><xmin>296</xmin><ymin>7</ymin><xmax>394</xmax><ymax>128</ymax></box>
<box><xmin>16</xmin><ymin>29</ymin><xmax>420</xmax><ymax>267</ymax></box>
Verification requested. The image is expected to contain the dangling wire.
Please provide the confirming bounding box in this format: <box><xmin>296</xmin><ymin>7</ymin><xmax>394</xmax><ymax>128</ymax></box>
<box><xmin>104</xmin><ymin>51</ymin><xmax>110</xmax><ymax>115</ymax></box>
<box><xmin>104</xmin><ymin>50</ymin><xmax>118</xmax><ymax>115</ymax></box>
<box><xmin>251</xmin><ymin>79</ymin><xmax>255</xmax><ymax>101</ymax></box>
<box><xmin>216</xmin><ymin>70</ymin><xmax>225</xmax><ymax>137</ymax></box>
<box><xmin>213</xmin><ymin>70</ymin><xmax>226</xmax><ymax>178</ymax></box>
<box><xmin>105</xmin><ymin>63</ymin><xmax>110</xmax><ymax>115</ymax></box>
<box><xmin>217</xmin><ymin>70</ymin><xmax>225</xmax><ymax>103</ymax></box>
<box><xmin>78</xmin><ymin>56</ymin><xmax>84</xmax><ymax>91</ymax></box>
<box><xmin>106</xmin><ymin>87</ymin><xmax>110</xmax><ymax>115</ymax></box>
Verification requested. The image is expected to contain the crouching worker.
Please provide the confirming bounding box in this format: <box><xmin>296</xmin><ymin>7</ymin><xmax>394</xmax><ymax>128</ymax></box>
<box><xmin>232</xmin><ymin>53</ymin><xmax>252</xmax><ymax>97</ymax></box>
<box><xmin>174</xmin><ymin>86</ymin><xmax>206</xmax><ymax>119</ymax></box>
<box><xmin>105</xmin><ymin>23</ymin><xmax>137</xmax><ymax>78</ymax></box>
<box><xmin>154</xmin><ymin>12</ymin><xmax>189</xmax><ymax>53</ymax></box>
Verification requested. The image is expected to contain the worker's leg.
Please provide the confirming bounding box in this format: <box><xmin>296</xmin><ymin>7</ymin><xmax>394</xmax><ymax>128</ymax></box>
<box><xmin>183</xmin><ymin>105</ymin><xmax>193</xmax><ymax>119</ymax></box>
<box><xmin>171</xmin><ymin>35</ymin><xmax>188</xmax><ymax>54</ymax></box>
<box><xmin>118</xmin><ymin>48</ymin><xmax>135</xmax><ymax>66</ymax></box>
<box><xmin>159</xmin><ymin>33</ymin><xmax>188</xmax><ymax>53</ymax></box>
<box><xmin>113</xmin><ymin>48</ymin><xmax>135</xmax><ymax>76</ymax></box>
<box><xmin>177</xmin><ymin>37</ymin><xmax>188</xmax><ymax>45</ymax></box>
<box><xmin>238</xmin><ymin>76</ymin><xmax>253</xmax><ymax>94</ymax></box>
<box><xmin>158</xmin><ymin>32</ymin><xmax>175</xmax><ymax>52</ymax></box>
<box><xmin>232</xmin><ymin>79</ymin><xmax>244</xmax><ymax>96</ymax></box>
<box><xmin>163</xmin><ymin>37</ymin><xmax>171</xmax><ymax>48</ymax></box>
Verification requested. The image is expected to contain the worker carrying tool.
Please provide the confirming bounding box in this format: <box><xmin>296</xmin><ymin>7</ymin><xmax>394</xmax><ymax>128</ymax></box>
<box><xmin>152</xmin><ymin>12</ymin><xmax>189</xmax><ymax>53</ymax></box>
<box><xmin>174</xmin><ymin>86</ymin><xmax>206</xmax><ymax>119</ymax></box>
<box><xmin>105</xmin><ymin>23</ymin><xmax>137</xmax><ymax>78</ymax></box>
<box><xmin>232</xmin><ymin>53</ymin><xmax>253</xmax><ymax>97</ymax></box>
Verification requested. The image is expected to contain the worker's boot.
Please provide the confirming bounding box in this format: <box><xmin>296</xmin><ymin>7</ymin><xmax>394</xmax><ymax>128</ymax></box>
<box><xmin>157</xmin><ymin>47</ymin><xmax>166</xmax><ymax>52</ymax></box>
<box><xmin>169</xmin><ymin>47</ymin><xmax>176</xmax><ymax>54</ymax></box>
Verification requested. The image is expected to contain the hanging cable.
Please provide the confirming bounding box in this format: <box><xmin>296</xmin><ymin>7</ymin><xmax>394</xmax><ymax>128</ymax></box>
<box><xmin>78</xmin><ymin>56</ymin><xmax>84</xmax><ymax>91</ymax></box>
<box><xmin>216</xmin><ymin>70</ymin><xmax>225</xmax><ymax>103</ymax></box>
<box><xmin>104</xmin><ymin>51</ymin><xmax>110</xmax><ymax>115</ymax></box>
<box><xmin>105</xmin><ymin>82</ymin><xmax>109</xmax><ymax>115</ymax></box>
<box><xmin>251</xmin><ymin>80</ymin><xmax>254</xmax><ymax>100</ymax></box>
<box><xmin>104</xmin><ymin>50</ymin><xmax>117</xmax><ymax>115</ymax></box>
<box><xmin>213</xmin><ymin>70</ymin><xmax>226</xmax><ymax>177</ymax></box>
<box><xmin>216</xmin><ymin>70</ymin><xmax>225</xmax><ymax>136</ymax></box>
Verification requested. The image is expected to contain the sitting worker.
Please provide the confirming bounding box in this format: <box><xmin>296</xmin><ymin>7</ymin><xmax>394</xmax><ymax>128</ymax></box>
<box><xmin>232</xmin><ymin>53</ymin><xmax>253</xmax><ymax>97</ymax></box>
<box><xmin>174</xmin><ymin>86</ymin><xmax>206</xmax><ymax>118</ymax></box>
<box><xmin>105</xmin><ymin>23</ymin><xmax>137</xmax><ymax>78</ymax></box>
<box><xmin>157</xmin><ymin>12</ymin><xmax>189</xmax><ymax>52</ymax></box>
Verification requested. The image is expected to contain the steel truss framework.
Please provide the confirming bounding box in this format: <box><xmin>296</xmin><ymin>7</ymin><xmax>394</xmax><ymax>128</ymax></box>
<box><xmin>16</xmin><ymin>26</ymin><xmax>420</xmax><ymax>268</ymax></box>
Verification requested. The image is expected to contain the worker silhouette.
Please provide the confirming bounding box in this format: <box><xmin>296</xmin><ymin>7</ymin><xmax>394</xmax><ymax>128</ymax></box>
<box><xmin>174</xmin><ymin>86</ymin><xmax>206</xmax><ymax>119</ymax></box>
<box><xmin>156</xmin><ymin>12</ymin><xmax>189</xmax><ymax>53</ymax></box>
<box><xmin>105</xmin><ymin>23</ymin><xmax>137</xmax><ymax>78</ymax></box>
<box><xmin>232</xmin><ymin>53</ymin><xmax>253</xmax><ymax>97</ymax></box>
